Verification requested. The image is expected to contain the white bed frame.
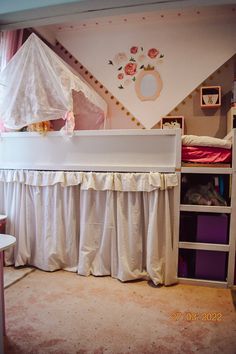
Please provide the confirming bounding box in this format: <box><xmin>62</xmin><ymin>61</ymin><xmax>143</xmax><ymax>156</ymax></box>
<box><xmin>0</xmin><ymin>129</ymin><xmax>181</xmax><ymax>172</ymax></box>
<box><xmin>0</xmin><ymin>128</ymin><xmax>182</xmax><ymax>289</ymax></box>
<box><xmin>1</xmin><ymin>128</ymin><xmax>235</xmax><ymax>288</ymax></box>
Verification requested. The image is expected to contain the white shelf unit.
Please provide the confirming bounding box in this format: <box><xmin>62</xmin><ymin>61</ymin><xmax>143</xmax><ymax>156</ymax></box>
<box><xmin>227</xmin><ymin>107</ymin><xmax>236</xmax><ymax>134</ymax></box>
<box><xmin>161</xmin><ymin>116</ymin><xmax>184</xmax><ymax>134</ymax></box>
<box><xmin>178</xmin><ymin>129</ymin><xmax>236</xmax><ymax>287</ymax></box>
<box><xmin>200</xmin><ymin>86</ymin><xmax>221</xmax><ymax>108</ymax></box>
<box><xmin>180</xmin><ymin>204</ymin><xmax>231</xmax><ymax>213</ymax></box>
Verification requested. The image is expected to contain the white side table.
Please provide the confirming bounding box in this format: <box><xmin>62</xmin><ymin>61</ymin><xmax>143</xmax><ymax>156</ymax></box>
<box><xmin>0</xmin><ymin>234</ymin><xmax>16</xmax><ymax>354</ymax></box>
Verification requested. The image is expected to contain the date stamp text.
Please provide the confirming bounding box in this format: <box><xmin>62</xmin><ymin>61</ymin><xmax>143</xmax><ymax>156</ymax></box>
<box><xmin>170</xmin><ymin>312</ymin><xmax>223</xmax><ymax>322</ymax></box>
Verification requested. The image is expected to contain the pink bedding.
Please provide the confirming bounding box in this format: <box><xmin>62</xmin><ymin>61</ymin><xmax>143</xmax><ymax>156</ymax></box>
<box><xmin>182</xmin><ymin>145</ymin><xmax>232</xmax><ymax>164</ymax></box>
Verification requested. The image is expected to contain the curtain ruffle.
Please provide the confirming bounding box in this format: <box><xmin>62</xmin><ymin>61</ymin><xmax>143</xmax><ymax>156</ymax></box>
<box><xmin>0</xmin><ymin>170</ymin><xmax>178</xmax><ymax>191</ymax></box>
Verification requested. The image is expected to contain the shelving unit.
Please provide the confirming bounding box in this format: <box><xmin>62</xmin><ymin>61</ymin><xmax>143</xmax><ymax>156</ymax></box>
<box><xmin>178</xmin><ymin>129</ymin><xmax>236</xmax><ymax>288</ymax></box>
<box><xmin>227</xmin><ymin>106</ymin><xmax>236</xmax><ymax>134</ymax></box>
<box><xmin>200</xmin><ymin>86</ymin><xmax>221</xmax><ymax>108</ymax></box>
<box><xmin>161</xmin><ymin>116</ymin><xmax>184</xmax><ymax>134</ymax></box>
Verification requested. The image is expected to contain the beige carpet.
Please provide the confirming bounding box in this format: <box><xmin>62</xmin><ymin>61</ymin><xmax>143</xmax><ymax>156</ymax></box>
<box><xmin>3</xmin><ymin>269</ymin><xmax>236</xmax><ymax>354</ymax></box>
<box><xmin>4</xmin><ymin>266</ymin><xmax>35</xmax><ymax>288</ymax></box>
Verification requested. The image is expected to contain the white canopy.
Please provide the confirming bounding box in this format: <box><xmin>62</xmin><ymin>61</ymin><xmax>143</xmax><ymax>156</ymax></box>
<box><xmin>0</xmin><ymin>33</ymin><xmax>107</xmax><ymax>130</ymax></box>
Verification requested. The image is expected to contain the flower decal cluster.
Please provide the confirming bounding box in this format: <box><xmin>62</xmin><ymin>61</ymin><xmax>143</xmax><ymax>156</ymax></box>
<box><xmin>108</xmin><ymin>46</ymin><xmax>164</xmax><ymax>89</ymax></box>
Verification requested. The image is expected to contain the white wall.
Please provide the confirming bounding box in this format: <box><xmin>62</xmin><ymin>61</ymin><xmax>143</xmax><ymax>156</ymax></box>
<box><xmin>56</xmin><ymin>9</ymin><xmax>236</xmax><ymax>128</ymax></box>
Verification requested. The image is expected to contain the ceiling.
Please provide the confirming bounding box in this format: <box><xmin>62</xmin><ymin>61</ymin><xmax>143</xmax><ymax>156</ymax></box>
<box><xmin>0</xmin><ymin>0</ymin><xmax>236</xmax><ymax>30</ymax></box>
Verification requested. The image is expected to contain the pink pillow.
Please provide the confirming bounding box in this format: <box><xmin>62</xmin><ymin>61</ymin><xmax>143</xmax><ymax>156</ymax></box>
<box><xmin>72</xmin><ymin>90</ymin><xmax>105</xmax><ymax>130</ymax></box>
<box><xmin>51</xmin><ymin>90</ymin><xmax>105</xmax><ymax>131</ymax></box>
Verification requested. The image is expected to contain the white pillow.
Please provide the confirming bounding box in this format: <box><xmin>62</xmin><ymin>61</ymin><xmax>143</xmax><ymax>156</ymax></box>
<box><xmin>182</xmin><ymin>135</ymin><xmax>232</xmax><ymax>149</ymax></box>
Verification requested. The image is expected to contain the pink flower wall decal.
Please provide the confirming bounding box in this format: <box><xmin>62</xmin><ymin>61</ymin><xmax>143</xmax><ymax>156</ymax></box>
<box><xmin>124</xmin><ymin>62</ymin><xmax>137</xmax><ymax>76</ymax></box>
<box><xmin>130</xmin><ymin>46</ymin><xmax>138</xmax><ymax>54</ymax></box>
<box><xmin>108</xmin><ymin>45</ymin><xmax>164</xmax><ymax>90</ymax></box>
<box><xmin>118</xmin><ymin>73</ymin><xmax>124</xmax><ymax>80</ymax></box>
<box><xmin>113</xmin><ymin>52</ymin><xmax>128</xmax><ymax>65</ymax></box>
<box><xmin>148</xmin><ymin>48</ymin><xmax>159</xmax><ymax>59</ymax></box>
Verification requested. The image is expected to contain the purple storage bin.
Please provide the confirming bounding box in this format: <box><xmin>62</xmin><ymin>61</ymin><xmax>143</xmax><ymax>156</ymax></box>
<box><xmin>195</xmin><ymin>250</ymin><xmax>227</xmax><ymax>281</ymax></box>
<box><xmin>196</xmin><ymin>214</ymin><xmax>228</xmax><ymax>244</ymax></box>
<box><xmin>178</xmin><ymin>255</ymin><xmax>188</xmax><ymax>277</ymax></box>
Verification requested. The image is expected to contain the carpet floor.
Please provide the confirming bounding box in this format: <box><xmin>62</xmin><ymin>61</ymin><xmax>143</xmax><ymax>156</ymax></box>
<box><xmin>3</xmin><ymin>269</ymin><xmax>236</xmax><ymax>354</ymax></box>
<box><xmin>4</xmin><ymin>266</ymin><xmax>35</xmax><ymax>289</ymax></box>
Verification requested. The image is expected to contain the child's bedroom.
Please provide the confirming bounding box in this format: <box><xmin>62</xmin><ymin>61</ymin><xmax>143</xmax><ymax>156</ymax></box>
<box><xmin>0</xmin><ymin>0</ymin><xmax>235</xmax><ymax>353</ymax></box>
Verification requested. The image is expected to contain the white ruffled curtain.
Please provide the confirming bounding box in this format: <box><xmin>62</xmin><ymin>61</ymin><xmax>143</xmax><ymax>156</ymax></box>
<box><xmin>0</xmin><ymin>170</ymin><xmax>178</xmax><ymax>285</ymax></box>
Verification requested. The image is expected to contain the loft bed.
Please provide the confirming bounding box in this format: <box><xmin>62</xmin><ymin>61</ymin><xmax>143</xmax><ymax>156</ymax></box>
<box><xmin>0</xmin><ymin>33</ymin><xmax>235</xmax><ymax>287</ymax></box>
<box><xmin>0</xmin><ymin>129</ymin><xmax>181</xmax><ymax>287</ymax></box>
<box><xmin>0</xmin><ymin>33</ymin><xmax>183</xmax><ymax>287</ymax></box>
<box><xmin>0</xmin><ymin>130</ymin><xmax>235</xmax><ymax>287</ymax></box>
<box><xmin>0</xmin><ymin>128</ymin><xmax>235</xmax><ymax>286</ymax></box>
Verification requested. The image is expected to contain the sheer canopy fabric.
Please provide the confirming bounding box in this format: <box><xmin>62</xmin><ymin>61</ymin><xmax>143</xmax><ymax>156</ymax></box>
<box><xmin>0</xmin><ymin>170</ymin><xmax>178</xmax><ymax>285</ymax></box>
<box><xmin>0</xmin><ymin>33</ymin><xmax>107</xmax><ymax>130</ymax></box>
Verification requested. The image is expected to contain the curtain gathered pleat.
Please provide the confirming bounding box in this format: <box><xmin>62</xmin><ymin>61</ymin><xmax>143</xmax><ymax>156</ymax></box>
<box><xmin>0</xmin><ymin>170</ymin><xmax>178</xmax><ymax>285</ymax></box>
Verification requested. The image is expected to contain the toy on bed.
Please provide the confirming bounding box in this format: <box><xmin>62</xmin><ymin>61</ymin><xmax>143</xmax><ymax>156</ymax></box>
<box><xmin>181</xmin><ymin>134</ymin><xmax>232</xmax><ymax>166</ymax></box>
<box><xmin>26</xmin><ymin>120</ymin><xmax>53</xmax><ymax>133</ymax></box>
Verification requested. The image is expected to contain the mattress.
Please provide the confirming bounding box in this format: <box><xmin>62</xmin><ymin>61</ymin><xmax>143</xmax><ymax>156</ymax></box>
<box><xmin>182</xmin><ymin>145</ymin><xmax>232</xmax><ymax>164</ymax></box>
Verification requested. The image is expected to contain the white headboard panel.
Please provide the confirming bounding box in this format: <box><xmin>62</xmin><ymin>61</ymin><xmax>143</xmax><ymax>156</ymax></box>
<box><xmin>0</xmin><ymin>129</ymin><xmax>181</xmax><ymax>172</ymax></box>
